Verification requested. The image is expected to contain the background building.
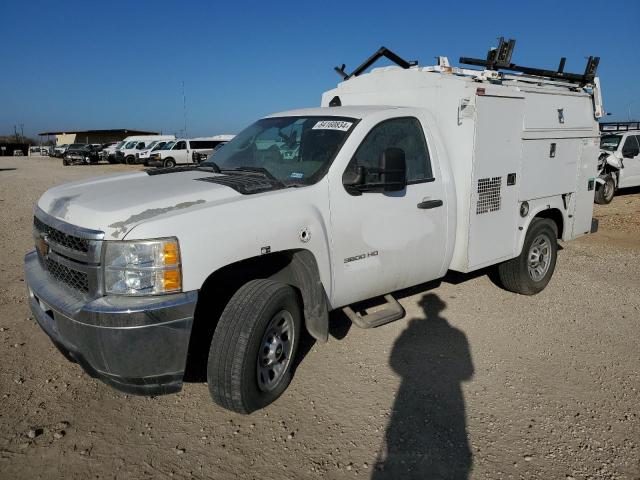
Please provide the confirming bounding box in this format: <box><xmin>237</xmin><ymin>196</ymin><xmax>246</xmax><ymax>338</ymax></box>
<box><xmin>38</xmin><ymin>129</ymin><xmax>159</xmax><ymax>145</ymax></box>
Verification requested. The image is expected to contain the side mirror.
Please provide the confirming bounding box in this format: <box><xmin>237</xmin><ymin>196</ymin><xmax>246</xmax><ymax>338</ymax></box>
<box><xmin>380</xmin><ymin>147</ymin><xmax>407</xmax><ymax>192</ymax></box>
<box><xmin>343</xmin><ymin>148</ymin><xmax>407</xmax><ymax>194</ymax></box>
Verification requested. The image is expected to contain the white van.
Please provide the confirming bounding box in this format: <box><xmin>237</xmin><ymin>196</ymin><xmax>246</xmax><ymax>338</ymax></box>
<box><xmin>148</xmin><ymin>135</ymin><xmax>234</xmax><ymax>168</ymax></box>
<box><xmin>115</xmin><ymin>135</ymin><xmax>175</xmax><ymax>164</ymax></box>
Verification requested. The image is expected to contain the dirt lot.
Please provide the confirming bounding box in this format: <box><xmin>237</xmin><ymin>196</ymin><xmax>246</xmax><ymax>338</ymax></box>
<box><xmin>0</xmin><ymin>156</ymin><xmax>639</xmax><ymax>479</ymax></box>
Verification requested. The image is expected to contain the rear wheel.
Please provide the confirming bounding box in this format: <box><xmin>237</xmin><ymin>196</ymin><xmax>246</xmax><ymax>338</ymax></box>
<box><xmin>594</xmin><ymin>174</ymin><xmax>615</xmax><ymax>205</ymax></box>
<box><xmin>498</xmin><ymin>218</ymin><xmax>558</xmax><ymax>295</ymax></box>
<box><xmin>207</xmin><ymin>279</ymin><xmax>301</xmax><ymax>414</ymax></box>
<box><xmin>164</xmin><ymin>158</ymin><xmax>176</xmax><ymax>168</ymax></box>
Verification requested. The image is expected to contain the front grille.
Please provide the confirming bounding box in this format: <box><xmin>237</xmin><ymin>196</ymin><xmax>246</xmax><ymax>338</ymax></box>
<box><xmin>44</xmin><ymin>257</ymin><xmax>89</xmax><ymax>292</ymax></box>
<box><xmin>34</xmin><ymin>217</ymin><xmax>89</xmax><ymax>253</ymax></box>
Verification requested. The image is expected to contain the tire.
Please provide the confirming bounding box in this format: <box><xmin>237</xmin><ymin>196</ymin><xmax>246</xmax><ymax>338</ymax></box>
<box><xmin>498</xmin><ymin>218</ymin><xmax>558</xmax><ymax>295</ymax></box>
<box><xmin>62</xmin><ymin>158</ymin><xmax>69</xmax><ymax>166</ymax></box>
<box><xmin>207</xmin><ymin>279</ymin><xmax>302</xmax><ymax>414</ymax></box>
<box><xmin>164</xmin><ymin>158</ymin><xmax>176</xmax><ymax>168</ymax></box>
<box><xmin>125</xmin><ymin>156</ymin><xmax>135</xmax><ymax>165</ymax></box>
<box><xmin>594</xmin><ymin>174</ymin><xmax>615</xmax><ymax>205</ymax></box>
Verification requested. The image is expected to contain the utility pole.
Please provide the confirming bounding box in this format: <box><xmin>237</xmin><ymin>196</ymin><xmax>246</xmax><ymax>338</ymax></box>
<box><xmin>19</xmin><ymin>124</ymin><xmax>24</xmax><ymax>143</ymax></box>
<box><xmin>14</xmin><ymin>125</ymin><xmax>19</xmax><ymax>142</ymax></box>
<box><xmin>182</xmin><ymin>81</ymin><xmax>188</xmax><ymax>138</ymax></box>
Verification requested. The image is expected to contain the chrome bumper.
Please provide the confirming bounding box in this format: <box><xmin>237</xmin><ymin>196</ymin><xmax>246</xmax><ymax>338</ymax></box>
<box><xmin>25</xmin><ymin>250</ymin><xmax>197</xmax><ymax>395</ymax></box>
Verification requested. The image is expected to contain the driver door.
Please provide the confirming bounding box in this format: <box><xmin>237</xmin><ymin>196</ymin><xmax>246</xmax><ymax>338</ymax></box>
<box><xmin>619</xmin><ymin>135</ymin><xmax>640</xmax><ymax>188</ymax></box>
<box><xmin>329</xmin><ymin>116</ymin><xmax>448</xmax><ymax>308</ymax></box>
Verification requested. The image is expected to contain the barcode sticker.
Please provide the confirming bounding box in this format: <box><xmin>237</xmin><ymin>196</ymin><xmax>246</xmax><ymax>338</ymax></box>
<box><xmin>312</xmin><ymin>120</ymin><xmax>353</xmax><ymax>131</ymax></box>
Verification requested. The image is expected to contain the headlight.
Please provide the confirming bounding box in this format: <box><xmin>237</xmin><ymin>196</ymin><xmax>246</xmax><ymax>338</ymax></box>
<box><xmin>103</xmin><ymin>238</ymin><xmax>182</xmax><ymax>295</ymax></box>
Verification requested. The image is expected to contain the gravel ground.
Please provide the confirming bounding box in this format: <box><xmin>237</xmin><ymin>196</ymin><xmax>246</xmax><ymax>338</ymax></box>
<box><xmin>0</xmin><ymin>156</ymin><xmax>639</xmax><ymax>479</ymax></box>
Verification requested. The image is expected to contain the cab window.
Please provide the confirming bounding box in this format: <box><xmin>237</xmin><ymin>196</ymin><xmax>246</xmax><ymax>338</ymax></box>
<box><xmin>622</xmin><ymin>136</ymin><xmax>640</xmax><ymax>157</ymax></box>
<box><xmin>344</xmin><ymin>117</ymin><xmax>433</xmax><ymax>187</ymax></box>
<box><xmin>174</xmin><ymin>141</ymin><xmax>187</xmax><ymax>150</ymax></box>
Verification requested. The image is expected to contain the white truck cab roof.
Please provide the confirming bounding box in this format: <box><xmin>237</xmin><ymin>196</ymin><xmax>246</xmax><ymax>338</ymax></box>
<box><xmin>267</xmin><ymin>105</ymin><xmax>399</xmax><ymax>120</ymax></box>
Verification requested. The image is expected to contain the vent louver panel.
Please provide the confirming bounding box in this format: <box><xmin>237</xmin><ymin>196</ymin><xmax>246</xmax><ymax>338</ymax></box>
<box><xmin>476</xmin><ymin>177</ymin><xmax>502</xmax><ymax>214</ymax></box>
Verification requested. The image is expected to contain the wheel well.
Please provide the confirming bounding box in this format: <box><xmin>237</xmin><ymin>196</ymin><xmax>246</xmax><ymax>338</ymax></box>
<box><xmin>183</xmin><ymin>250</ymin><xmax>326</xmax><ymax>381</ymax></box>
<box><xmin>534</xmin><ymin>208</ymin><xmax>563</xmax><ymax>238</ymax></box>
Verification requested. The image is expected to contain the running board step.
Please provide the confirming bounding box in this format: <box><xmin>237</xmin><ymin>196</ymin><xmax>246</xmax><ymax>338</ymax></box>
<box><xmin>342</xmin><ymin>295</ymin><xmax>406</xmax><ymax>329</ymax></box>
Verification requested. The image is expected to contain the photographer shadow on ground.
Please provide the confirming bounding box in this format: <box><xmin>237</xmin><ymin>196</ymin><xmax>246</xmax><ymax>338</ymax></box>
<box><xmin>373</xmin><ymin>293</ymin><xmax>474</xmax><ymax>480</ymax></box>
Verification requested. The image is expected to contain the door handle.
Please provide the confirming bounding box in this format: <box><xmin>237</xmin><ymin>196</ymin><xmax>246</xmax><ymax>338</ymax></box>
<box><xmin>417</xmin><ymin>199</ymin><xmax>443</xmax><ymax>209</ymax></box>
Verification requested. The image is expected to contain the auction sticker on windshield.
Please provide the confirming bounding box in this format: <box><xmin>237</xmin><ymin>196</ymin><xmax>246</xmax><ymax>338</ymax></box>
<box><xmin>312</xmin><ymin>120</ymin><xmax>353</xmax><ymax>131</ymax></box>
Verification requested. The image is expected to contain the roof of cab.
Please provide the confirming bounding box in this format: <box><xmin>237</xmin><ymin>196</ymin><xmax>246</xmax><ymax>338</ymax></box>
<box><xmin>266</xmin><ymin>105</ymin><xmax>400</xmax><ymax>120</ymax></box>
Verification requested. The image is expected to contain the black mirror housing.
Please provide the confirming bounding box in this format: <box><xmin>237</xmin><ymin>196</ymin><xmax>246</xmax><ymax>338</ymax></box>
<box><xmin>380</xmin><ymin>147</ymin><xmax>407</xmax><ymax>192</ymax></box>
<box><xmin>342</xmin><ymin>148</ymin><xmax>407</xmax><ymax>195</ymax></box>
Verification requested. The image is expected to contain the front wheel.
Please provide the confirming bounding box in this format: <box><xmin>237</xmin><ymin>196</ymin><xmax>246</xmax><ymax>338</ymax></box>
<box><xmin>594</xmin><ymin>174</ymin><xmax>615</xmax><ymax>205</ymax></box>
<box><xmin>207</xmin><ymin>279</ymin><xmax>302</xmax><ymax>414</ymax></box>
<box><xmin>125</xmin><ymin>155</ymin><xmax>135</xmax><ymax>165</ymax></box>
<box><xmin>164</xmin><ymin>158</ymin><xmax>176</xmax><ymax>168</ymax></box>
<box><xmin>62</xmin><ymin>158</ymin><xmax>69</xmax><ymax>166</ymax></box>
<box><xmin>497</xmin><ymin>218</ymin><xmax>558</xmax><ymax>295</ymax></box>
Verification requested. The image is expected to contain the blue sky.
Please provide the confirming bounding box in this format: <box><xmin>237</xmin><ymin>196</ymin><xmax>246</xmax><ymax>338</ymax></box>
<box><xmin>1</xmin><ymin>0</ymin><xmax>639</xmax><ymax>138</ymax></box>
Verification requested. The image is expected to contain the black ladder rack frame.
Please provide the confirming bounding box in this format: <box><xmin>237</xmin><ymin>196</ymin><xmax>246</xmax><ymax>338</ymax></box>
<box><xmin>599</xmin><ymin>121</ymin><xmax>640</xmax><ymax>132</ymax></box>
<box><xmin>334</xmin><ymin>46</ymin><xmax>418</xmax><ymax>80</ymax></box>
<box><xmin>459</xmin><ymin>37</ymin><xmax>599</xmax><ymax>86</ymax></box>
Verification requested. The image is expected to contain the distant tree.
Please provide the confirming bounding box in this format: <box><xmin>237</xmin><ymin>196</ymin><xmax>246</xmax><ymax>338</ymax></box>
<box><xmin>0</xmin><ymin>134</ymin><xmax>41</xmax><ymax>145</ymax></box>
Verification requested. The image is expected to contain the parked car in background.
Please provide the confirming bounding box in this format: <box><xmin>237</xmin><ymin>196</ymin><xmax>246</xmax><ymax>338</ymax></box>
<box><xmin>192</xmin><ymin>139</ymin><xmax>233</xmax><ymax>163</ymax></box>
<box><xmin>148</xmin><ymin>135</ymin><xmax>235</xmax><ymax>167</ymax></box>
<box><xmin>101</xmin><ymin>141</ymin><xmax>129</xmax><ymax>163</ymax></box>
<box><xmin>136</xmin><ymin>140</ymin><xmax>171</xmax><ymax>165</ymax></box>
<box><xmin>595</xmin><ymin>123</ymin><xmax>640</xmax><ymax>204</ymax></box>
<box><xmin>115</xmin><ymin>135</ymin><xmax>175</xmax><ymax>164</ymax></box>
<box><xmin>62</xmin><ymin>144</ymin><xmax>101</xmax><ymax>165</ymax></box>
<box><xmin>53</xmin><ymin>144</ymin><xmax>69</xmax><ymax>158</ymax></box>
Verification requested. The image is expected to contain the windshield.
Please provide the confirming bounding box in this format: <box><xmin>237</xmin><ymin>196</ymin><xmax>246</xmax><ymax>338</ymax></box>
<box><xmin>600</xmin><ymin>135</ymin><xmax>622</xmax><ymax>152</ymax></box>
<box><xmin>114</xmin><ymin>141</ymin><xmax>125</xmax><ymax>149</ymax></box>
<box><xmin>202</xmin><ymin>116</ymin><xmax>357</xmax><ymax>185</ymax></box>
<box><xmin>144</xmin><ymin>141</ymin><xmax>158</xmax><ymax>150</ymax></box>
<box><xmin>160</xmin><ymin>141</ymin><xmax>175</xmax><ymax>150</ymax></box>
<box><xmin>124</xmin><ymin>141</ymin><xmax>137</xmax><ymax>149</ymax></box>
<box><xmin>152</xmin><ymin>141</ymin><xmax>167</xmax><ymax>151</ymax></box>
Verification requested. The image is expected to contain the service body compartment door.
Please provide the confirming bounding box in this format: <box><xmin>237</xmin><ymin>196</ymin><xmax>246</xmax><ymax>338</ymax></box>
<box><xmin>571</xmin><ymin>138</ymin><xmax>598</xmax><ymax>238</ymax></box>
<box><xmin>468</xmin><ymin>96</ymin><xmax>524</xmax><ymax>269</ymax></box>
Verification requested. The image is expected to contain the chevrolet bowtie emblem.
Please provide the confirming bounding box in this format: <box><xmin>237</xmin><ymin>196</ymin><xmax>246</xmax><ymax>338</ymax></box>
<box><xmin>37</xmin><ymin>236</ymin><xmax>50</xmax><ymax>258</ymax></box>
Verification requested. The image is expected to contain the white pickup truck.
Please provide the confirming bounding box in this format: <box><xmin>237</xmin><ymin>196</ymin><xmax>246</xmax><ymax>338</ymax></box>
<box><xmin>25</xmin><ymin>39</ymin><xmax>602</xmax><ymax>413</ymax></box>
<box><xmin>595</xmin><ymin>123</ymin><xmax>640</xmax><ymax>204</ymax></box>
<box><xmin>147</xmin><ymin>135</ymin><xmax>235</xmax><ymax>168</ymax></box>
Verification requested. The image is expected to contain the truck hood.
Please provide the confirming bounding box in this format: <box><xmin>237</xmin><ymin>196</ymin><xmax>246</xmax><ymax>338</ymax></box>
<box><xmin>37</xmin><ymin>170</ymin><xmax>243</xmax><ymax>239</ymax></box>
